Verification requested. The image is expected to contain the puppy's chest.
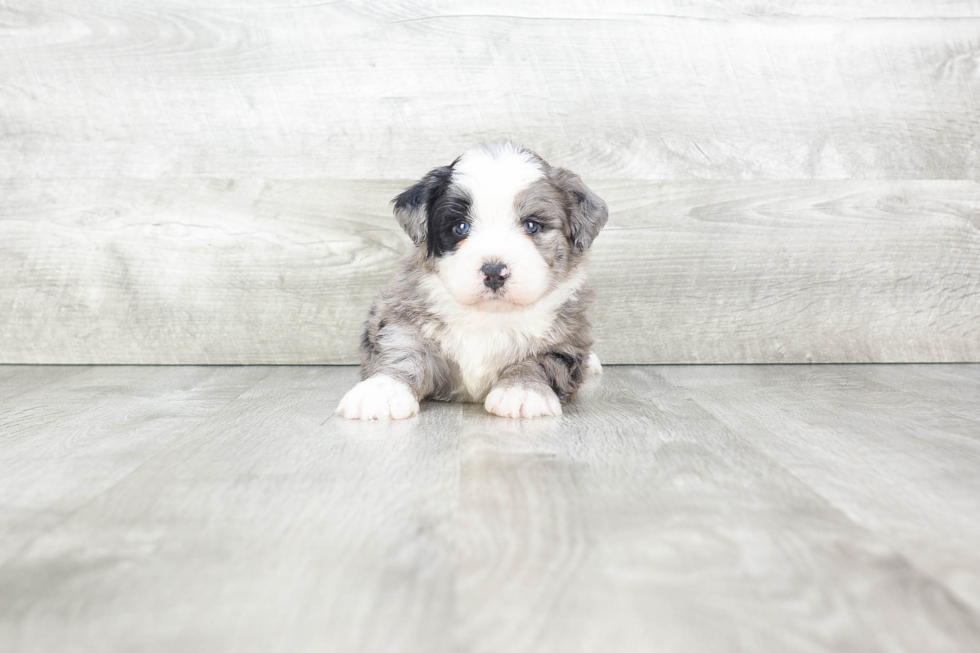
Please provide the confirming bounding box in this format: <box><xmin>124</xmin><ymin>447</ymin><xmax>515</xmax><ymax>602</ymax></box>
<box><xmin>427</xmin><ymin>312</ymin><xmax>552</xmax><ymax>401</ymax></box>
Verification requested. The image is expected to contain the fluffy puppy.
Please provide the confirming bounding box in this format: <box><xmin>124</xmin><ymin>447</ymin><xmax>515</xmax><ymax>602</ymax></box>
<box><xmin>336</xmin><ymin>142</ymin><xmax>608</xmax><ymax>420</ymax></box>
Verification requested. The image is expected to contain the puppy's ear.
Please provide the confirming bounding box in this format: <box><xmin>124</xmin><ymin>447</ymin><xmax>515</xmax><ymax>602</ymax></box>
<box><xmin>550</xmin><ymin>167</ymin><xmax>609</xmax><ymax>251</ymax></box>
<box><xmin>392</xmin><ymin>166</ymin><xmax>453</xmax><ymax>247</ymax></box>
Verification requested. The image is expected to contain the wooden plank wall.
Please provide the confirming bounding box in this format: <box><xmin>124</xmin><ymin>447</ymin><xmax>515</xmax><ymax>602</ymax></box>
<box><xmin>1</xmin><ymin>1</ymin><xmax>978</xmax><ymax>364</ymax></box>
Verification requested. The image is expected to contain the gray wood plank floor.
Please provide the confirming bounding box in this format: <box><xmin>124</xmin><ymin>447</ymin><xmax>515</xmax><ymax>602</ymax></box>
<box><xmin>0</xmin><ymin>364</ymin><xmax>978</xmax><ymax>652</ymax></box>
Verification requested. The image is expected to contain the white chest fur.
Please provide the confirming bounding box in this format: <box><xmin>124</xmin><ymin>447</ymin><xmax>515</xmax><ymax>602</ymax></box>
<box><xmin>420</xmin><ymin>273</ymin><xmax>585</xmax><ymax>401</ymax></box>
<box><xmin>434</xmin><ymin>307</ymin><xmax>551</xmax><ymax>400</ymax></box>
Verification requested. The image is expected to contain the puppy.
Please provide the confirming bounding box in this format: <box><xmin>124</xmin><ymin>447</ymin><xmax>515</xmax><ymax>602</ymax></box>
<box><xmin>336</xmin><ymin>142</ymin><xmax>608</xmax><ymax>420</ymax></box>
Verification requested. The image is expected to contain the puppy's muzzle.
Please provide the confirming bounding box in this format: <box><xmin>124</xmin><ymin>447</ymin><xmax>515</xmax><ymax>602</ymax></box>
<box><xmin>481</xmin><ymin>262</ymin><xmax>510</xmax><ymax>291</ymax></box>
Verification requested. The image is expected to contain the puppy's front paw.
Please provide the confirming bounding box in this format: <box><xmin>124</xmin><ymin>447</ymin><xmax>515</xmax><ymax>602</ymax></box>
<box><xmin>336</xmin><ymin>375</ymin><xmax>419</xmax><ymax>421</ymax></box>
<box><xmin>585</xmin><ymin>351</ymin><xmax>603</xmax><ymax>376</ymax></box>
<box><xmin>484</xmin><ymin>385</ymin><xmax>562</xmax><ymax>419</ymax></box>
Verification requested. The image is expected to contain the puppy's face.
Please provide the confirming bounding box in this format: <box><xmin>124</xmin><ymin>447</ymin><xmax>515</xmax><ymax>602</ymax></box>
<box><xmin>393</xmin><ymin>143</ymin><xmax>608</xmax><ymax>310</ymax></box>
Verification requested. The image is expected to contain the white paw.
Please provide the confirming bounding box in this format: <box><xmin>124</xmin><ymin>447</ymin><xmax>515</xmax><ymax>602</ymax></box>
<box><xmin>585</xmin><ymin>351</ymin><xmax>603</xmax><ymax>376</ymax></box>
<box><xmin>484</xmin><ymin>385</ymin><xmax>562</xmax><ymax>419</ymax></box>
<box><xmin>336</xmin><ymin>374</ymin><xmax>419</xmax><ymax>421</ymax></box>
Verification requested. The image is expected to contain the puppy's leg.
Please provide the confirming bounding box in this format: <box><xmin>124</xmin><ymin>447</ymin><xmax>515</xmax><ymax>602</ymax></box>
<box><xmin>484</xmin><ymin>352</ymin><xmax>585</xmax><ymax>419</ymax></box>
<box><xmin>336</xmin><ymin>323</ymin><xmax>433</xmax><ymax>421</ymax></box>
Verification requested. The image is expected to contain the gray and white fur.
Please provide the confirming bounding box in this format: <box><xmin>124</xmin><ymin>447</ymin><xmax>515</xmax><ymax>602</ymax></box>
<box><xmin>336</xmin><ymin>142</ymin><xmax>608</xmax><ymax>419</ymax></box>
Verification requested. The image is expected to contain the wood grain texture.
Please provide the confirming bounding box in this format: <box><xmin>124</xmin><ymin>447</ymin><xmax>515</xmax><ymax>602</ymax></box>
<box><xmin>1</xmin><ymin>364</ymin><xmax>980</xmax><ymax>652</ymax></box>
<box><xmin>1</xmin><ymin>1</ymin><xmax>978</xmax><ymax>180</ymax></box>
<box><xmin>0</xmin><ymin>366</ymin><xmax>88</xmax><ymax>403</ymax></box>
<box><xmin>656</xmin><ymin>364</ymin><xmax>980</xmax><ymax>615</ymax></box>
<box><xmin>2</xmin><ymin>178</ymin><xmax>978</xmax><ymax>364</ymax></box>
<box><xmin>3</xmin><ymin>1</ymin><xmax>979</xmax><ymax>364</ymax></box>
<box><xmin>0</xmin><ymin>365</ymin><xmax>270</xmax><ymax>565</ymax></box>
<box><xmin>0</xmin><ymin>366</ymin><xmax>461</xmax><ymax>653</ymax></box>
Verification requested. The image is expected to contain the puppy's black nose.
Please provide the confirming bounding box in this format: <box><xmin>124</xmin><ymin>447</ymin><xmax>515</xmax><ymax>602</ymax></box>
<box><xmin>482</xmin><ymin>262</ymin><xmax>510</xmax><ymax>291</ymax></box>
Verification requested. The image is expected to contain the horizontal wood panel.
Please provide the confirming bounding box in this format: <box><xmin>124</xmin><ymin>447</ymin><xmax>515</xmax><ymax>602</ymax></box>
<box><xmin>2</xmin><ymin>178</ymin><xmax>977</xmax><ymax>364</ymax></box>
<box><xmin>1</xmin><ymin>1</ymin><xmax>978</xmax><ymax>180</ymax></box>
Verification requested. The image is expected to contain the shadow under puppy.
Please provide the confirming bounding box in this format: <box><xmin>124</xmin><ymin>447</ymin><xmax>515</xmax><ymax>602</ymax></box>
<box><xmin>337</xmin><ymin>142</ymin><xmax>608</xmax><ymax>420</ymax></box>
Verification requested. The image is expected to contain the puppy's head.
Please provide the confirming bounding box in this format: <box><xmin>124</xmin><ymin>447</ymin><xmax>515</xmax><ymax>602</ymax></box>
<box><xmin>392</xmin><ymin>142</ymin><xmax>608</xmax><ymax>310</ymax></box>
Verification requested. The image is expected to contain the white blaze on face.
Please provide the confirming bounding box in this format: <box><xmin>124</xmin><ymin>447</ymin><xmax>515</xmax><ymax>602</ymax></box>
<box><xmin>437</xmin><ymin>144</ymin><xmax>551</xmax><ymax>309</ymax></box>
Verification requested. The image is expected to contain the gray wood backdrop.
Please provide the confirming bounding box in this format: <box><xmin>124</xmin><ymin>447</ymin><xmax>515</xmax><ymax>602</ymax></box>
<box><xmin>2</xmin><ymin>0</ymin><xmax>979</xmax><ymax>364</ymax></box>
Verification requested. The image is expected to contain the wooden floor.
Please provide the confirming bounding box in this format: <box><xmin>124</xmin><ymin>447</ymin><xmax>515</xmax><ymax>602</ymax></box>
<box><xmin>1</xmin><ymin>365</ymin><xmax>979</xmax><ymax>652</ymax></box>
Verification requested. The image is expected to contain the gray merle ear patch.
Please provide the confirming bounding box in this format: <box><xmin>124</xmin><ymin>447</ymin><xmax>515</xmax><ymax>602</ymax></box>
<box><xmin>550</xmin><ymin>167</ymin><xmax>609</xmax><ymax>251</ymax></box>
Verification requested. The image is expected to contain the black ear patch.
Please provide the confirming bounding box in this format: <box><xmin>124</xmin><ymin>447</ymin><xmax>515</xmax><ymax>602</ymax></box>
<box><xmin>392</xmin><ymin>162</ymin><xmax>473</xmax><ymax>258</ymax></box>
<box><xmin>392</xmin><ymin>165</ymin><xmax>454</xmax><ymax>248</ymax></box>
<box><xmin>551</xmin><ymin>168</ymin><xmax>609</xmax><ymax>250</ymax></box>
<box><xmin>425</xmin><ymin>194</ymin><xmax>471</xmax><ymax>258</ymax></box>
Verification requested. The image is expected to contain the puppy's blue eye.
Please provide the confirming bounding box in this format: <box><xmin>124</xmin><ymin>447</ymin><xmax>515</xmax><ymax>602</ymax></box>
<box><xmin>524</xmin><ymin>220</ymin><xmax>540</xmax><ymax>235</ymax></box>
<box><xmin>454</xmin><ymin>221</ymin><xmax>470</xmax><ymax>235</ymax></box>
